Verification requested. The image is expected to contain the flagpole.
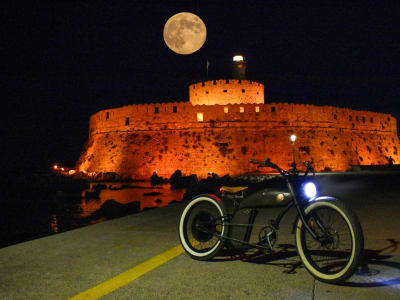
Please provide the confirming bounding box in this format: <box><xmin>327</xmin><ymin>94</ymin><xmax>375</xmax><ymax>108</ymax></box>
<box><xmin>206</xmin><ymin>57</ymin><xmax>209</xmax><ymax>80</ymax></box>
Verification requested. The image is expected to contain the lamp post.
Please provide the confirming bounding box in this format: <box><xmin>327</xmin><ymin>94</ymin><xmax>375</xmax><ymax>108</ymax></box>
<box><xmin>290</xmin><ymin>134</ymin><xmax>296</xmax><ymax>163</ymax></box>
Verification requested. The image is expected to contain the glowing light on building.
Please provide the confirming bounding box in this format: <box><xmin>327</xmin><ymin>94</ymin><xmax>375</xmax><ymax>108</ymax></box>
<box><xmin>290</xmin><ymin>134</ymin><xmax>297</xmax><ymax>142</ymax></box>
<box><xmin>233</xmin><ymin>55</ymin><xmax>243</xmax><ymax>62</ymax></box>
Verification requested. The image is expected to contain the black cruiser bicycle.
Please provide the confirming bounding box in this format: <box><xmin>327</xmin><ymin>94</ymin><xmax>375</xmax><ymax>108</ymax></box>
<box><xmin>179</xmin><ymin>136</ymin><xmax>364</xmax><ymax>283</ymax></box>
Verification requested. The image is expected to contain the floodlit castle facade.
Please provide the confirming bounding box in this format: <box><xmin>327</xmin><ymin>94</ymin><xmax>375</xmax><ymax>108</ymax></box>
<box><xmin>76</xmin><ymin>57</ymin><xmax>400</xmax><ymax>179</ymax></box>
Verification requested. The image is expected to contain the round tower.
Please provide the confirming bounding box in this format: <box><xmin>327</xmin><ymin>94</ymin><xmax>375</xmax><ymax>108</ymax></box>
<box><xmin>189</xmin><ymin>55</ymin><xmax>263</xmax><ymax>105</ymax></box>
<box><xmin>189</xmin><ymin>79</ymin><xmax>264</xmax><ymax>106</ymax></box>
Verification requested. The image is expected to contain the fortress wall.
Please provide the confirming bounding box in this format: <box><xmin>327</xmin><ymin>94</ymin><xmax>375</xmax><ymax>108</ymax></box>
<box><xmin>76</xmin><ymin>57</ymin><xmax>400</xmax><ymax>180</ymax></box>
<box><xmin>77</xmin><ymin>124</ymin><xmax>399</xmax><ymax>179</ymax></box>
<box><xmin>189</xmin><ymin>80</ymin><xmax>264</xmax><ymax>106</ymax></box>
<box><xmin>77</xmin><ymin>101</ymin><xmax>400</xmax><ymax>179</ymax></box>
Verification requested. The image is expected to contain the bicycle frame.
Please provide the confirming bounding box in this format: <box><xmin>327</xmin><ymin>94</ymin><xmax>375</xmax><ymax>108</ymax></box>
<box><xmin>211</xmin><ymin>173</ymin><xmax>320</xmax><ymax>250</ymax></box>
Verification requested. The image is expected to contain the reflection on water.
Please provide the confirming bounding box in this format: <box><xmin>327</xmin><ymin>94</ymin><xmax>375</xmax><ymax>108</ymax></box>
<box><xmin>1</xmin><ymin>180</ymin><xmax>185</xmax><ymax>248</ymax></box>
<box><xmin>79</xmin><ymin>182</ymin><xmax>186</xmax><ymax>223</ymax></box>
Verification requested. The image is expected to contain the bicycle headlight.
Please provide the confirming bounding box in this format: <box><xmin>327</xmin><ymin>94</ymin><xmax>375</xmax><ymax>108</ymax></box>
<box><xmin>303</xmin><ymin>182</ymin><xmax>317</xmax><ymax>199</ymax></box>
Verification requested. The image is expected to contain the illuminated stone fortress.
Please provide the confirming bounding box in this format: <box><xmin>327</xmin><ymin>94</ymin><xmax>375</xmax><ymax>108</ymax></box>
<box><xmin>76</xmin><ymin>56</ymin><xmax>400</xmax><ymax>179</ymax></box>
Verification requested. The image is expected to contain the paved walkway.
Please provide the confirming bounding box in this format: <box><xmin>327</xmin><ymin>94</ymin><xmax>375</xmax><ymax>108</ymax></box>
<box><xmin>1</xmin><ymin>174</ymin><xmax>400</xmax><ymax>299</ymax></box>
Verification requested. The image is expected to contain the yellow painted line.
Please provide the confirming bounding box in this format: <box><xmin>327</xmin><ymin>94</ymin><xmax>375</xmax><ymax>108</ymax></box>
<box><xmin>69</xmin><ymin>244</ymin><xmax>185</xmax><ymax>300</ymax></box>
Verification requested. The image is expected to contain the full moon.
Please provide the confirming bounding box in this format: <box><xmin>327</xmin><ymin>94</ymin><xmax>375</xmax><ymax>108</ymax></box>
<box><xmin>163</xmin><ymin>12</ymin><xmax>207</xmax><ymax>55</ymax></box>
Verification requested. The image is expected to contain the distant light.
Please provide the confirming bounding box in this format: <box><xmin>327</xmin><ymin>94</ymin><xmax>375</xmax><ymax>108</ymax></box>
<box><xmin>290</xmin><ymin>134</ymin><xmax>297</xmax><ymax>142</ymax></box>
<box><xmin>53</xmin><ymin>165</ymin><xmax>58</xmax><ymax>170</ymax></box>
<box><xmin>61</xmin><ymin>168</ymin><xmax>65</xmax><ymax>171</ymax></box>
<box><xmin>233</xmin><ymin>55</ymin><xmax>243</xmax><ymax>62</ymax></box>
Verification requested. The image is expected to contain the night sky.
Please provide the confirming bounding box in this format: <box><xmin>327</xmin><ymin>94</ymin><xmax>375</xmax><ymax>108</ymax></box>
<box><xmin>3</xmin><ymin>1</ymin><xmax>399</xmax><ymax>173</ymax></box>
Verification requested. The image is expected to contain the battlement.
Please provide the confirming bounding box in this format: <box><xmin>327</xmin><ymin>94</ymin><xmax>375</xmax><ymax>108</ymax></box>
<box><xmin>88</xmin><ymin>102</ymin><xmax>397</xmax><ymax>136</ymax></box>
<box><xmin>189</xmin><ymin>79</ymin><xmax>264</xmax><ymax>105</ymax></box>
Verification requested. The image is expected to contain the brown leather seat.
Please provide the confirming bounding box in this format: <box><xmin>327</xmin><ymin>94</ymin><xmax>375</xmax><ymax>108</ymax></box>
<box><xmin>220</xmin><ymin>186</ymin><xmax>248</xmax><ymax>194</ymax></box>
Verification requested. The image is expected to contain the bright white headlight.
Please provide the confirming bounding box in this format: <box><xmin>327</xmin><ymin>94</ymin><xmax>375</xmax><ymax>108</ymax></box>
<box><xmin>304</xmin><ymin>182</ymin><xmax>317</xmax><ymax>198</ymax></box>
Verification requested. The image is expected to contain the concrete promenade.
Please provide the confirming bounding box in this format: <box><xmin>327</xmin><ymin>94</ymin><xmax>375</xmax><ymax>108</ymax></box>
<box><xmin>1</xmin><ymin>173</ymin><xmax>400</xmax><ymax>299</ymax></box>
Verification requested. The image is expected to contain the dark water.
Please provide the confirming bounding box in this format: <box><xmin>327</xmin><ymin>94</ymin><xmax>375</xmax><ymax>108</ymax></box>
<box><xmin>79</xmin><ymin>182</ymin><xmax>185</xmax><ymax>222</ymax></box>
<box><xmin>0</xmin><ymin>179</ymin><xmax>185</xmax><ymax>248</ymax></box>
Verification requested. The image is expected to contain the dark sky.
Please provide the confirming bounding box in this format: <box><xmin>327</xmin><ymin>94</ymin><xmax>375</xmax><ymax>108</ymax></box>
<box><xmin>2</xmin><ymin>1</ymin><xmax>399</xmax><ymax>172</ymax></box>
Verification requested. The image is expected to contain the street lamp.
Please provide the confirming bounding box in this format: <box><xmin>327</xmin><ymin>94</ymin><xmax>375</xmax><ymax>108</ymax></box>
<box><xmin>290</xmin><ymin>134</ymin><xmax>296</xmax><ymax>164</ymax></box>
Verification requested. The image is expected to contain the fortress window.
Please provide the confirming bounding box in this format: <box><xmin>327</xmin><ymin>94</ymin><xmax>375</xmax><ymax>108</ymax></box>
<box><xmin>173</xmin><ymin>106</ymin><xmax>177</xmax><ymax>113</ymax></box>
<box><xmin>242</xmin><ymin>89</ymin><xmax>245</xmax><ymax>93</ymax></box>
<box><xmin>125</xmin><ymin>117</ymin><xmax>130</xmax><ymax>125</ymax></box>
<box><xmin>155</xmin><ymin>107</ymin><xmax>159</xmax><ymax>114</ymax></box>
<box><xmin>271</xmin><ymin>106</ymin><xmax>275</xmax><ymax>113</ymax></box>
<box><xmin>255</xmin><ymin>106</ymin><xmax>260</xmax><ymax>113</ymax></box>
<box><xmin>371</xmin><ymin>117</ymin><xmax>374</xmax><ymax>123</ymax></box>
<box><xmin>239</xmin><ymin>79</ymin><xmax>242</xmax><ymax>84</ymax></box>
<box><xmin>106</xmin><ymin>112</ymin><xmax>109</xmax><ymax>120</ymax></box>
<box><xmin>223</xmin><ymin>89</ymin><xmax>227</xmax><ymax>93</ymax></box>
<box><xmin>197</xmin><ymin>112</ymin><xmax>203</xmax><ymax>122</ymax></box>
<box><xmin>362</xmin><ymin>116</ymin><xmax>365</xmax><ymax>123</ymax></box>
<box><xmin>334</xmin><ymin>114</ymin><xmax>337</xmax><ymax>120</ymax></box>
<box><xmin>226</xmin><ymin>79</ymin><xmax>229</xmax><ymax>83</ymax></box>
<box><xmin>224</xmin><ymin>107</ymin><xmax>229</xmax><ymax>113</ymax></box>
<box><xmin>206</xmin><ymin>91</ymin><xmax>209</xmax><ymax>94</ymax></box>
<box><xmin>356</xmin><ymin>116</ymin><xmax>359</xmax><ymax>122</ymax></box>
<box><xmin>202</xmin><ymin>82</ymin><xmax>205</xmax><ymax>87</ymax></box>
<box><xmin>240</xmin><ymin>107</ymin><xmax>244</xmax><ymax>113</ymax></box>
<box><xmin>349</xmin><ymin>115</ymin><xmax>352</xmax><ymax>121</ymax></box>
<box><xmin>213</xmin><ymin>80</ymin><xmax>216</xmax><ymax>85</ymax></box>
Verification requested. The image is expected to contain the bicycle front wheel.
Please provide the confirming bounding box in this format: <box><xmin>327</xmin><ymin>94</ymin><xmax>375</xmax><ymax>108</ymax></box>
<box><xmin>295</xmin><ymin>199</ymin><xmax>364</xmax><ymax>283</ymax></box>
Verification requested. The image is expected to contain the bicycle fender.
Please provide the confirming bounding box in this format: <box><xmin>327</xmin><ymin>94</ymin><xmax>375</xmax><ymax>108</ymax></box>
<box><xmin>191</xmin><ymin>193</ymin><xmax>223</xmax><ymax>203</ymax></box>
<box><xmin>291</xmin><ymin>195</ymin><xmax>339</xmax><ymax>234</ymax></box>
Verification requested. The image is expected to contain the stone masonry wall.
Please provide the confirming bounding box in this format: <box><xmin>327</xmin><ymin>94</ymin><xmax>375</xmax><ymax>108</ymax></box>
<box><xmin>76</xmin><ymin>102</ymin><xmax>400</xmax><ymax>179</ymax></box>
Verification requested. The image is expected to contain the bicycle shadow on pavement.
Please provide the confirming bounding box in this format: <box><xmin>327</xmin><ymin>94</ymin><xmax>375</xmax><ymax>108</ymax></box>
<box><xmin>340</xmin><ymin>238</ymin><xmax>400</xmax><ymax>287</ymax></box>
<box><xmin>211</xmin><ymin>238</ymin><xmax>400</xmax><ymax>287</ymax></box>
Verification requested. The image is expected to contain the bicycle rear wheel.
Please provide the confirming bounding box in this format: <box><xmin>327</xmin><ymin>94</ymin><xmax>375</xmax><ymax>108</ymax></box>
<box><xmin>179</xmin><ymin>195</ymin><xmax>227</xmax><ymax>260</ymax></box>
<box><xmin>295</xmin><ymin>199</ymin><xmax>364</xmax><ymax>283</ymax></box>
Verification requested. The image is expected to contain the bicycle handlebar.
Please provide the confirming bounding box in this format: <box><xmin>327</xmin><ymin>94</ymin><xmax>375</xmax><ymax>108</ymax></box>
<box><xmin>249</xmin><ymin>158</ymin><xmax>315</xmax><ymax>177</ymax></box>
<box><xmin>249</xmin><ymin>158</ymin><xmax>285</xmax><ymax>175</ymax></box>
